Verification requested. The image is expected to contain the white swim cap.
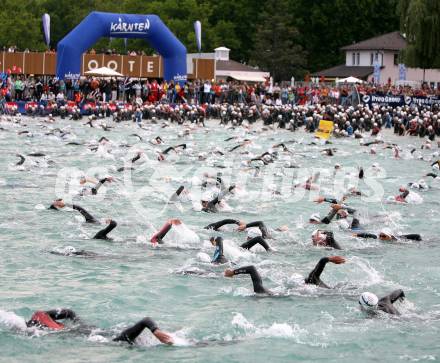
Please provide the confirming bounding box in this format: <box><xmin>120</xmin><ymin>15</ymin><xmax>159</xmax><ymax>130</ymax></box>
<box><xmin>247</xmin><ymin>227</ymin><xmax>262</xmax><ymax>239</ymax></box>
<box><xmin>201</xmin><ymin>191</ymin><xmax>213</xmax><ymax>202</ymax></box>
<box><xmin>418</xmin><ymin>179</ymin><xmax>427</xmax><ymax>188</ymax></box>
<box><xmin>379</xmin><ymin>228</ymin><xmax>392</xmax><ymax>238</ymax></box>
<box><xmin>309</xmin><ymin>213</ymin><xmax>321</xmax><ymax>222</ymax></box>
<box><xmin>337</xmin><ymin>219</ymin><xmax>350</xmax><ymax>229</ymax></box>
<box><xmin>359</xmin><ymin>292</ymin><xmax>379</xmax><ymax>311</ymax></box>
<box><xmin>64</xmin><ymin>246</ymin><xmax>77</xmax><ymax>254</ymax></box>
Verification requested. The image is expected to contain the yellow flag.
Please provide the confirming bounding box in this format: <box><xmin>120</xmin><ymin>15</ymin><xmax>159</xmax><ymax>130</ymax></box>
<box><xmin>315</xmin><ymin>120</ymin><xmax>334</xmax><ymax>140</ymax></box>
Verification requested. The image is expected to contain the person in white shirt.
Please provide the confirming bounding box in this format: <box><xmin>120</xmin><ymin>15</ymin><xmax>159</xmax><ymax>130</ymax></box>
<box><xmin>56</xmin><ymin>92</ymin><xmax>65</xmax><ymax>102</ymax></box>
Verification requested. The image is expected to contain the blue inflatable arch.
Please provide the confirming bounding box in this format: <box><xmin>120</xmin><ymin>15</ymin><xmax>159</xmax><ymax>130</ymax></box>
<box><xmin>56</xmin><ymin>11</ymin><xmax>187</xmax><ymax>83</ymax></box>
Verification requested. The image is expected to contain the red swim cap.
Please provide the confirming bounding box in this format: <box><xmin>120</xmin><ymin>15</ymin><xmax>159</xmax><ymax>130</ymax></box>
<box><xmin>30</xmin><ymin>311</ymin><xmax>64</xmax><ymax>330</ymax></box>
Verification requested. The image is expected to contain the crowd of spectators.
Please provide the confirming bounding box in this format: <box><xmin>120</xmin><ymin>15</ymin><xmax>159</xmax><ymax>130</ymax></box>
<box><xmin>0</xmin><ymin>72</ymin><xmax>439</xmax><ymax>109</ymax></box>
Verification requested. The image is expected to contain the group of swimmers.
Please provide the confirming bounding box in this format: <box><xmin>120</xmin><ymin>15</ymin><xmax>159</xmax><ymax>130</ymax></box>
<box><xmin>3</xmin><ymin>105</ymin><xmax>437</xmax><ymax>349</ymax></box>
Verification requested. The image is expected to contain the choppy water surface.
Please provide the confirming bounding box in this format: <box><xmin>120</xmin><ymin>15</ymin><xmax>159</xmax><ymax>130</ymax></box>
<box><xmin>0</xmin><ymin>117</ymin><xmax>439</xmax><ymax>363</ymax></box>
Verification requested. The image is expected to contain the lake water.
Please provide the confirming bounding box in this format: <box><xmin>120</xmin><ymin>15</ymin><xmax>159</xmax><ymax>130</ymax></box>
<box><xmin>0</xmin><ymin>117</ymin><xmax>439</xmax><ymax>363</ymax></box>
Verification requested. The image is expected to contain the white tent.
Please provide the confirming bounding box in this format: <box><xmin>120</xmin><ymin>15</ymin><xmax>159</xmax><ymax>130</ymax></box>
<box><xmin>84</xmin><ymin>67</ymin><xmax>123</xmax><ymax>77</ymax></box>
<box><xmin>231</xmin><ymin>72</ymin><xmax>267</xmax><ymax>82</ymax></box>
<box><xmin>336</xmin><ymin>76</ymin><xmax>364</xmax><ymax>84</ymax></box>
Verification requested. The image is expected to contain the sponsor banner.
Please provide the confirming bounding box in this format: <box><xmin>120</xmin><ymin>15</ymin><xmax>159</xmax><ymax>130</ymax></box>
<box><xmin>362</xmin><ymin>94</ymin><xmax>440</xmax><ymax>107</ymax></box>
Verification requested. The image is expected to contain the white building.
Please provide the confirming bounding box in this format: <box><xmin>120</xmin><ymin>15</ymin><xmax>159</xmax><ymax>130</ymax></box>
<box><xmin>187</xmin><ymin>47</ymin><xmax>269</xmax><ymax>82</ymax></box>
<box><xmin>312</xmin><ymin>31</ymin><xmax>440</xmax><ymax>87</ymax></box>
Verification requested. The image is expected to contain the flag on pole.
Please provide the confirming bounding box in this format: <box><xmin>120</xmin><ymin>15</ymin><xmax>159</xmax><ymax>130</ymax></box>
<box><xmin>42</xmin><ymin>13</ymin><xmax>50</xmax><ymax>47</ymax></box>
<box><xmin>398</xmin><ymin>64</ymin><xmax>406</xmax><ymax>81</ymax></box>
<box><xmin>373</xmin><ymin>61</ymin><xmax>381</xmax><ymax>84</ymax></box>
<box><xmin>194</xmin><ymin>21</ymin><xmax>202</xmax><ymax>52</ymax></box>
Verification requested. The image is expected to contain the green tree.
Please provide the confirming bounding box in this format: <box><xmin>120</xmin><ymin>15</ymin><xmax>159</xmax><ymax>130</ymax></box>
<box><xmin>0</xmin><ymin>0</ymin><xmax>45</xmax><ymax>51</ymax></box>
<box><xmin>206</xmin><ymin>0</ymin><xmax>263</xmax><ymax>62</ymax></box>
<box><xmin>399</xmin><ymin>0</ymin><xmax>440</xmax><ymax>73</ymax></box>
<box><xmin>291</xmin><ymin>0</ymin><xmax>399</xmax><ymax>73</ymax></box>
<box><xmin>250</xmin><ymin>0</ymin><xmax>306</xmax><ymax>81</ymax></box>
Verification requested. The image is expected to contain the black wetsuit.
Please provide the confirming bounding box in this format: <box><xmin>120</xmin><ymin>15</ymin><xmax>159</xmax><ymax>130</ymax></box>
<box><xmin>162</xmin><ymin>144</ymin><xmax>186</xmax><ymax>156</ymax></box>
<box><xmin>93</xmin><ymin>220</ymin><xmax>117</xmax><ymax>240</ymax></box>
<box><xmin>117</xmin><ymin>153</ymin><xmax>142</xmax><ymax>172</ymax></box>
<box><xmin>113</xmin><ymin>317</ymin><xmax>159</xmax><ymax>344</ymax></box>
<box><xmin>244</xmin><ymin>221</ymin><xmax>270</xmax><ymax>238</ymax></box>
<box><xmin>202</xmin><ymin>186</ymin><xmax>235</xmax><ymax>213</ymax></box>
<box><xmin>72</xmin><ymin>205</ymin><xmax>98</xmax><ymax>223</ymax></box>
<box><xmin>304</xmin><ymin>257</ymin><xmax>332</xmax><ymax>289</ymax></box>
<box><xmin>321</xmin><ymin>209</ymin><xmax>338</xmax><ymax>224</ymax></box>
<box><xmin>204</xmin><ymin>219</ymin><xmax>270</xmax><ymax>238</ymax></box>
<box><xmin>49</xmin><ymin>204</ymin><xmax>98</xmax><ymax>224</ymax></box>
<box><xmin>232</xmin><ymin>265</ymin><xmax>272</xmax><ymax>294</ymax></box>
<box><xmin>16</xmin><ymin>154</ymin><xmax>25</xmax><ymax>165</ymax></box>
<box><xmin>377</xmin><ymin>289</ymin><xmax>405</xmax><ymax>315</ymax></box>
<box><xmin>320</xmin><ymin>205</ymin><xmax>359</xmax><ymax>230</ymax></box>
<box><xmin>50</xmin><ymin>249</ymin><xmax>97</xmax><ymax>257</ymax></box>
<box><xmin>355</xmin><ymin>232</ymin><xmax>421</xmax><ymax>241</ymax></box>
<box><xmin>169</xmin><ymin>186</ymin><xmax>185</xmax><ymax>202</ymax></box>
<box><xmin>322</xmin><ymin>232</ymin><xmax>342</xmax><ymax>249</ymax></box>
<box><xmin>202</xmin><ymin>195</ymin><xmax>221</xmax><ymax>213</ymax></box>
<box><xmin>240</xmin><ymin>236</ymin><xmax>271</xmax><ymax>251</ymax></box>
<box><xmin>91</xmin><ymin>178</ymin><xmax>111</xmax><ymax>195</ymax></box>
<box><xmin>205</xmin><ymin>219</ymin><xmax>239</xmax><ymax>230</ymax></box>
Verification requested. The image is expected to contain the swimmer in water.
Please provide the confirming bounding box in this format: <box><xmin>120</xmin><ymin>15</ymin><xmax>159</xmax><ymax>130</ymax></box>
<box><xmin>311</xmin><ymin>230</ymin><xmax>342</xmax><ymax>249</ymax></box>
<box><xmin>93</xmin><ymin>219</ymin><xmax>117</xmax><ymax>240</ymax></box>
<box><xmin>358</xmin><ymin>290</ymin><xmax>406</xmax><ymax>315</ymax></box>
<box><xmin>394</xmin><ymin>187</ymin><xmax>410</xmax><ymax>203</ymax></box>
<box><xmin>304</xmin><ymin>256</ymin><xmax>346</xmax><ymax>288</ymax></box>
<box><xmin>26</xmin><ymin>308</ymin><xmax>79</xmax><ymax>330</ymax></box>
<box><xmin>210</xmin><ymin>234</ymin><xmax>272</xmax><ymax>264</ymax></box>
<box><xmin>15</xmin><ymin>154</ymin><xmax>26</xmax><ymax>165</ymax></box>
<box><xmin>158</xmin><ymin>144</ymin><xmax>187</xmax><ymax>161</ymax></box>
<box><xmin>169</xmin><ymin>185</ymin><xmax>187</xmax><ymax>203</ymax></box>
<box><xmin>201</xmin><ymin>185</ymin><xmax>236</xmax><ymax>213</ymax></box>
<box><xmin>50</xmin><ymin>246</ymin><xmax>98</xmax><ymax>257</ymax></box>
<box><xmin>49</xmin><ymin>199</ymin><xmax>98</xmax><ymax>223</ymax></box>
<box><xmin>117</xmin><ymin>151</ymin><xmax>143</xmax><ymax>172</ymax></box>
<box><xmin>150</xmin><ymin>218</ymin><xmax>182</xmax><ymax>245</ymax></box>
<box><xmin>408</xmin><ymin>179</ymin><xmax>429</xmax><ymax>190</ymax></box>
<box><xmin>353</xmin><ymin>230</ymin><xmax>421</xmax><ymax>241</ymax></box>
<box><xmin>204</xmin><ymin>219</ymin><xmax>270</xmax><ymax>238</ymax></box>
<box><xmin>316</xmin><ymin>204</ymin><xmax>360</xmax><ymax>230</ymax></box>
<box><xmin>79</xmin><ymin>176</ymin><xmax>114</xmax><ymax>196</ymax></box>
<box><xmin>295</xmin><ymin>173</ymin><xmax>320</xmax><ymax>190</ymax></box>
<box><xmin>210</xmin><ymin>236</ymin><xmax>228</xmax><ymax>264</ymax></box>
<box><xmin>224</xmin><ymin>265</ymin><xmax>272</xmax><ymax>294</ymax></box>
<box><xmin>426</xmin><ymin>172</ymin><xmax>440</xmax><ymax>181</ymax></box>
<box><xmin>25</xmin><ymin>309</ymin><xmax>173</xmax><ymax>344</ymax></box>
<box><xmin>228</xmin><ymin>139</ymin><xmax>252</xmax><ymax>152</ymax></box>
<box><xmin>149</xmin><ymin>136</ymin><xmax>164</xmax><ymax>145</ymax></box>
<box><xmin>430</xmin><ymin>160</ymin><xmax>440</xmax><ymax>169</ymax></box>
